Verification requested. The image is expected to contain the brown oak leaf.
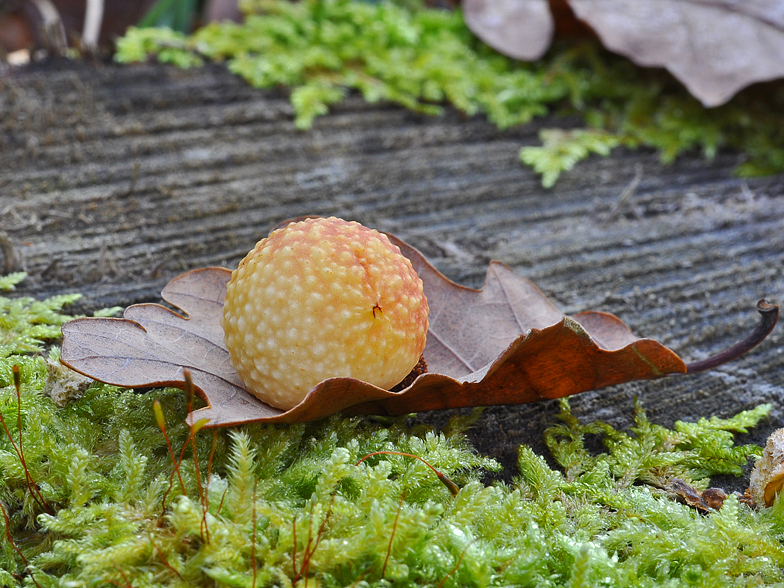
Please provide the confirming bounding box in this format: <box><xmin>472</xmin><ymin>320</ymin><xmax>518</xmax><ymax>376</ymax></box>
<box><xmin>60</xmin><ymin>234</ymin><xmax>777</xmax><ymax>427</ymax></box>
<box><xmin>464</xmin><ymin>0</ymin><xmax>784</xmax><ymax>106</ymax></box>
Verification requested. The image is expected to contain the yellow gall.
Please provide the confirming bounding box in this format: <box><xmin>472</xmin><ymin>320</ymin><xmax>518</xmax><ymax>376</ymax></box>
<box><xmin>222</xmin><ymin>217</ymin><xmax>429</xmax><ymax>410</ymax></box>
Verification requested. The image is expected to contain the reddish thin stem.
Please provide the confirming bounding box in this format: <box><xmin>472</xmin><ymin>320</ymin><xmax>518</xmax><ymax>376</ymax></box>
<box><xmin>184</xmin><ymin>370</ymin><xmax>209</xmax><ymax>543</ymax></box>
<box><xmin>0</xmin><ymin>367</ymin><xmax>50</xmax><ymax>514</ymax></box>
<box><xmin>355</xmin><ymin>451</ymin><xmax>459</xmax><ymax>497</ymax></box>
<box><xmin>154</xmin><ymin>400</ymin><xmax>186</xmax><ymax>496</ymax></box>
<box><xmin>216</xmin><ymin>485</ymin><xmax>229</xmax><ymax>517</ymax></box>
<box><xmin>175</xmin><ymin>429</ymin><xmax>195</xmax><ymax>484</ymax></box>
<box><xmin>347</xmin><ymin>571</ymin><xmax>369</xmax><ymax>588</ymax></box>
<box><xmin>0</xmin><ymin>411</ymin><xmax>46</xmax><ymax>513</ymax></box>
<box><xmin>292</xmin><ymin>517</ymin><xmax>298</xmax><ymax>577</ymax></box>
<box><xmin>207</xmin><ymin>429</ymin><xmax>218</xmax><ymax>489</ymax></box>
<box><xmin>0</xmin><ymin>499</ymin><xmax>42</xmax><ymax>588</ymax></box>
<box><xmin>436</xmin><ymin>539</ymin><xmax>477</xmax><ymax>588</ymax></box>
<box><xmin>251</xmin><ymin>479</ymin><xmax>258</xmax><ymax>588</ymax></box>
<box><xmin>160</xmin><ymin>470</ymin><xmax>174</xmax><ymax>514</ymax></box>
<box><xmin>112</xmin><ymin>564</ymin><xmax>134</xmax><ymax>588</ymax></box>
<box><xmin>293</xmin><ymin>495</ymin><xmax>335</xmax><ymax>586</ymax></box>
<box><xmin>382</xmin><ymin>490</ymin><xmax>405</xmax><ymax>580</ymax></box>
<box><xmin>155</xmin><ymin>545</ymin><xmax>184</xmax><ymax>581</ymax></box>
<box><xmin>13</xmin><ymin>366</ymin><xmax>22</xmax><ymax>458</ymax></box>
<box><xmin>686</xmin><ymin>299</ymin><xmax>778</xmax><ymax>373</ymax></box>
<box><xmin>294</xmin><ymin>504</ymin><xmax>313</xmax><ymax>586</ymax></box>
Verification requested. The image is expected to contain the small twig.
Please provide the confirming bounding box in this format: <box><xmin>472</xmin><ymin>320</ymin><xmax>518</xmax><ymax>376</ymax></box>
<box><xmin>0</xmin><ymin>232</ymin><xmax>22</xmax><ymax>274</ymax></box>
<box><xmin>120</xmin><ymin>161</ymin><xmax>141</xmax><ymax>198</ymax></box>
<box><xmin>670</xmin><ymin>478</ymin><xmax>727</xmax><ymax>512</ymax></box>
<box><xmin>147</xmin><ymin>259</ymin><xmax>169</xmax><ymax>279</ymax></box>
<box><xmin>740</xmin><ymin>181</ymin><xmax>755</xmax><ymax>204</ymax></box>
<box><xmin>686</xmin><ymin>299</ymin><xmax>779</xmax><ymax>373</ymax></box>
<box><xmin>98</xmin><ymin>243</ymin><xmax>117</xmax><ymax>279</ymax></box>
<box><xmin>40</xmin><ymin>257</ymin><xmax>61</xmax><ymax>278</ymax></box>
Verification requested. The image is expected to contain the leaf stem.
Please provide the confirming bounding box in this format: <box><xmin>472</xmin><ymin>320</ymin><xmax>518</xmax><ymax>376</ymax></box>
<box><xmin>686</xmin><ymin>299</ymin><xmax>778</xmax><ymax>373</ymax></box>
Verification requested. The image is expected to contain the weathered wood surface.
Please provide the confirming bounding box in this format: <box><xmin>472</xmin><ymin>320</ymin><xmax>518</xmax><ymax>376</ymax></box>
<box><xmin>1</xmin><ymin>61</ymin><xmax>783</xmax><ymax>487</ymax></box>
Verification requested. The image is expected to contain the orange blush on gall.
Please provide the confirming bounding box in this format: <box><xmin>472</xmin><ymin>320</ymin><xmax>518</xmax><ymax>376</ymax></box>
<box><xmin>222</xmin><ymin>217</ymin><xmax>429</xmax><ymax>410</ymax></box>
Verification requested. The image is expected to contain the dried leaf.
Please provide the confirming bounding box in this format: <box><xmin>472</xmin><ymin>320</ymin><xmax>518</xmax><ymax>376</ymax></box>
<box><xmin>463</xmin><ymin>0</ymin><xmax>554</xmax><ymax>61</ymax></box>
<box><xmin>60</xmin><ymin>233</ymin><xmax>774</xmax><ymax>428</ymax></box>
<box><xmin>465</xmin><ymin>0</ymin><xmax>784</xmax><ymax>106</ymax></box>
<box><xmin>748</xmin><ymin>428</ymin><xmax>784</xmax><ymax>507</ymax></box>
<box><xmin>670</xmin><ymin>478</ymin><xmax>727</xmax><ymax>512</ymax></box>
<box><xmin>567</xmin><ymin>0</ymin><xmax>784</xmax><ymax>106</ymax></box>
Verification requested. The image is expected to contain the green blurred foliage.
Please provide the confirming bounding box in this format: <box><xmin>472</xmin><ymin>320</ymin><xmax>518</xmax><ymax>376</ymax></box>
<box><xmin>117</xmin><ymin>0</ymin><xmax>784</xmax><ymax>186</ymax></box>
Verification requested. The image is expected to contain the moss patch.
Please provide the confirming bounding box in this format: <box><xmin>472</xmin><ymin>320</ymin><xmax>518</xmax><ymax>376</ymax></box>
<box><xmin>116</xmin><ymin>0</ymin><xmax>784</xmax><ymax>186</ymax></box>
<box><xmin>2</xmin><ymin>277</ymin><xmax>784</xmax><ymax>586</ymax></box>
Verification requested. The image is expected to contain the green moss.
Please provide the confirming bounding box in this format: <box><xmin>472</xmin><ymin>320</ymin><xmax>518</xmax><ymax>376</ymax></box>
<box><xmin>115</xmin><ymin>0</ymin><xmax>784</xmax><ymax>186</ymax></box>
<box><xmin>1</xmin><ymin>277</ymin><xmax>784</xmax><ymax>586</ymax></box>
<box><xmin>545</xmin><ymin>398</ymin><xmax>768</xmax><ymax>490</ymax></box>
<box><xmin>0</xmin><ymin>273</ymin><xmax>80</xmax><ymax>360</ymax></box>
<box><xmin>0</xmin><ymin>273</ymin><xmax>26</xmax><ymax>292</ymax></box>
<box><xmin>520</xmin><ymin>129</ymin><xmax>620</xmax><ymax>189</ymax></box>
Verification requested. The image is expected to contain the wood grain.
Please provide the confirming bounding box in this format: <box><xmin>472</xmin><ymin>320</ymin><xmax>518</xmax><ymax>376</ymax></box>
<box><xmin>1</xmin><ymin>61</ymin><xmax>782</xmax><ymax>488</ymax></box>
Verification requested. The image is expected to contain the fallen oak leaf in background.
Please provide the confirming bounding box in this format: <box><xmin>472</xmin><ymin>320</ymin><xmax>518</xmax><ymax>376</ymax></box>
<box><xmin>464</xmin><ymin>0</ymin><xmax>784</xmax><ymax>107</ymax></box>
<box><xmin>462</xmin><ymin>0</ymin><xmax>554</xmax><ymax>61</ymax></box>
<box><xmin>60</xmin><ymin>234</ymin><xmax>778</xmax><ymax>427</ymax></box>
<box><xmin>568</xmin><ymin>0</ymin><xmax>784</xmax><ymax>107</ymax></box>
